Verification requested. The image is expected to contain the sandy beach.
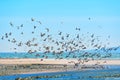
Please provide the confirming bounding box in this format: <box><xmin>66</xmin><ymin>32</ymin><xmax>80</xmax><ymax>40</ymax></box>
<box><xmin>0</xmin><ymin>58</ymin><xmax>120</xmax><ymax>65</ymax></box>
<box><xmin>0</xmin><ymin>59</ymin><xmax>120</xmax><ymax>76</ymax></box>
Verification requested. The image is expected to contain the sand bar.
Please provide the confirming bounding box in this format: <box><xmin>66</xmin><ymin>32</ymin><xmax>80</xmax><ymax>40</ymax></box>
<box><xmin>0</xmin><ymin>59</ymin><xmax>120</xmax><ymax>65</ymax></box>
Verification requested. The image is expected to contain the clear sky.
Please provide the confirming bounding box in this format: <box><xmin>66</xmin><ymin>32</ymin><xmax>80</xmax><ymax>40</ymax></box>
<box><xmin>0</xmin><ymin>0</ymin><xmax>120</xmax><ymax>52</ymax></box>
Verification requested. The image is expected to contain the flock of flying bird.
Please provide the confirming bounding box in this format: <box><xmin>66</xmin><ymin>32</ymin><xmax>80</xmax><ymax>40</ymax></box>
<box><xmin>0</xmin><ymin>18</ymin><xmax>120</xmax><ymax>64</ymax></box>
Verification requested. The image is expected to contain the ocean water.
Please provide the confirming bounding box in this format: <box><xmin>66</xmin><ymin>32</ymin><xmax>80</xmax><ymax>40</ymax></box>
<box><xmin>0</xmin><ymin>65</ymin><xmax>120</xmax><ymax>80</ymax></box>
<box><xmin>0</xmin><ymin>52</ymin><xmax>120</xmax><ymax>59</ymax></box>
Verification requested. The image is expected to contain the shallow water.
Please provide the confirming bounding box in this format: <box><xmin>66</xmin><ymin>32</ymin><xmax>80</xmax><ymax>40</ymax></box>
<box><xmin>0</xmin><ymin>65</ymin><xmax>120</xmax><ymax>80</ymax></box>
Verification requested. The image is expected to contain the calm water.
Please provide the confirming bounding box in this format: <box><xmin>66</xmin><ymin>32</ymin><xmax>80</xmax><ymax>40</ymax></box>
<box><xmin>0</xmin><ymin>65</ymin><xmax>120</xmax><ymax>80</ymax></box>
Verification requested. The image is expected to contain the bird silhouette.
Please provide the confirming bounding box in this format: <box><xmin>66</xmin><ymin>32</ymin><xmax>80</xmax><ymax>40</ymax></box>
<box><xmin>45</xmin><ymin>28</ymin><xmax>49</xmax><ymax>32</ymax></box>
<box><xmin>88</xmin><ymin>17</ymin><xmax>91</xmax><ymax>20</ymax></box>
<box><xmin>34</xmin><ymin>26</ymin><xmax>36</xmax><ymax>29</ymax></box>
<box><xmin>40</xmin><ymin>33</ymin><xmax>45</xmax><ymax>37</ymax></box>
<box><xmin>9</xmin><ymin>22</ymin><xmax>13</xmax><ymax>27</ymax></box>
<box><xmin>58</xmin><ymin>32</ymin><xmax>62</xmax><ymax>35</ymax></box>
<box><xmin>32</xmin><ymin>31</ymin><xmax>34</xmax><ymax>34</ymax></box>
<box><xmin>31</xmin><ymin>18</ymin><xmax>35</xmax><ymax>21</ymax></box>
<box><xmin>21</xmin><ymin>32</ymin><xmax>24</xmax><ymax>35</ymax></box>
<box><xmin>1</xmin><ymin>36</ymin><xmax>4</xmax><ymax>40</ymax></box>
<box><xmin>76</xmin><ymin>27</ymin><xmax>80</xmax><ymax>31</ymax></box>
<box><xmin>37</xmin><ymin>21</ymin><xmax>42</xmax><ymax>24</ymax></box>
<box><xmin>20</xmin><ymin>24</ymin><xmax>23</xmax><ymax>27</ymax></box>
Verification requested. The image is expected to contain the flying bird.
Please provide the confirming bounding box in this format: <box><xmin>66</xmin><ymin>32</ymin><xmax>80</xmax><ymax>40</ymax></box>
<box><xmin>20</xmin><ymin>24</ymin><xmax>23</xmax><ymax>27</ymax></box>
<box><xmin>76</xmin><ymin>27</ymin><xmax>80</xmax><ymax>31</ymax></box>
<box><xmin>9</xmin><ymin>32</ymin><xmax>12</xmax><ymax>36</ymax></box>
<box><xmin>91</xmin><ymin>34</ymin><xmax>94</xmax><ymax>38</ymax></box>
<box><xmin>45</xmin><ymin>28</ymin><xmax>49</xmax><ymax>32</ymax></box>
<box><xmin>21</xmin><ymin>32</ymin><xmax>24</xmax><ymax>35</ymax></box>
<box><xmin>32</xmin><ymin>31</ymin><xmax>34</xmax><ymax>34</ymax></box>
<box><xmin>58</xmin><ymin>32</ymin><xmax>62</xmax><ymax>35</ymax></box>
<box><xmin>9</xmin><ymin>22</ymin><xmax>13</xmax><ymax>27</ymax></box>
<box><xmin>37</xmin><ymin>21</ymin><xmax>42</xmax><ymax>24</ymax></box>
<box><xmin>1</xmin><ymin>36</ymin><xmax>4</xmax><ymax>40</ymax></box>
<box><xmin>31</xmin><ymin>18</ymin><xmax>35</xmax><ymax>21</ymax></box>
<box><xmin>40</xmin><ymin>33</ymin><xmax>45</xmax><ymax>37</ymax></box>
<box><xmin>88</xmin><ymin>17</ymin><xmax>91</xmax><ymax>20</ymax></box>
<box><xmin>34</xmin><ymin>26</ymin><xmax>36</xmax><ymax>29</ymax></box>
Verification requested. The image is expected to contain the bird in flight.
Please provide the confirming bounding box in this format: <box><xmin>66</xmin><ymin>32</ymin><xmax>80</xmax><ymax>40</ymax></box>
<box><xmin>45</xmin><ymin>28</ymin><xmax>49</xmax><ymax>32</ymax></box>
<box><xmin>9</xmin><ymin>22</ymin><xmax>13</xmax><ymax>27</ymax></box>
<box><xmin>34</xmin><ymin>26</ymin><xmax>36</xmax><ymax>29</ymax></box>
<box><xmin>88</xmin><ymin>17</ymin><xmax>91</xmax><ymax>20</ymax></box>
<box><xmin>20</xmin><ymin>24</ymin><xmax>23</xmax><ymax>27</ymax></box>
<box><xmin>1</xmin><ymin>36</ymin><xmax>4</xmax><ymax>40</ymax></box>
<box><xmin>37</xmin><ymin>21</ymin><xmax>42</xmax><ymax>24</ymax></box>
<box><xmin>31</xmin><ymin>18</ymin><xmax>35</xmax><ymax>21</ymax></box>
<box><xmin>76</xmin><ymin>27</ymin><xmax>80</xmax><ymax>31</ymax></box>
<box><xmin>58</xmin><ymin>32</ymin><xmax>62</xmax><ymax>35</ymax></box>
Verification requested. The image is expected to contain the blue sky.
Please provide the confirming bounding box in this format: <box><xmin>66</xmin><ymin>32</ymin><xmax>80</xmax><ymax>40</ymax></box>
<box><xmin>0</xmin><ymin>0</ymin><xmax>120</xmax><ymax>52</ymax></box>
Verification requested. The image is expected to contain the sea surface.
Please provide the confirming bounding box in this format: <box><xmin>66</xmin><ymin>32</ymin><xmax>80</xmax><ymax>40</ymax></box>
<box><xmin>0</xmin><ymin>52</ymin><xmax>120</xmax><ymax>59</ymax></box>
<box><xmin>0</xmin><ymin>65</ymin><xmax>120</xmax><ymax>80</ymax></box>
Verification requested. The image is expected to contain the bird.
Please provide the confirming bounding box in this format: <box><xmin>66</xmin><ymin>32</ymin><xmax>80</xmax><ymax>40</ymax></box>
<box><xmin>28</xmin><ymin>50</ymin><xmax>33</xmax><ymax>54</ymax></box>
<box><xmin>40</xmin><ymin>33</ymin><xmax>45</xmax><ymax>37</ymax></box>
<box><xmin>91</xmin><ymin>39</ymin><xmax>95</xmax><ymax>42</ymax></box>
<box><xmin>61</xmin><ymin>36</ymin><xmax>64</xmax><ymax>40</ymax></box>
<box><xmin>18</xmin><ymin>42</ymin><xmax>23</xmax><ymax>47</ymax></box>
<box><xmin>31</xmin><ymin>18</ymin><xmax>35</xmax><ymax>21</ymax></box>
<box><xmin>5</xmin><ymin>33</ymin><xmax>8</xmax><ymax>38</ymax></box>
<box><xmin>35</xmin><ymin>54</ymin><xmax>40</xmax><ymax>57</ymax></box>
<box><xmin>34</xmin><ymin>26</ymin><xmax>36</xmax><ymax>29</ymax></box>
<box><xmin>11</xmin><ymin>38</ymin><xmax>17</xmax><ymax>43</ymax></box>
<box><xmin>21</xmin><ymin>32</ymin><xmax>24</xmax><ymax>35</ymax></box>
<box><xmin>1</xmin><ymin>36</ymin><xmax>4</xmax><ymax>40</ymax></box>
<box><xmin>76</xmin><ymin>27</ymin><xmax>80</xmax><ymax>31</ymax></box>
<box><xmin>91</xmin><ymin>34</ymin><xmax>94</xmax><ymax>38</ymax></box>
<box><xmin>88</xmin><ymin>17</ymin><xmax>91</xmax><ymax>20</ymax></box>
<box><xmin>55</xmin><ymin>41</ymin><xmax>59</xmax><ymax>45</ymax></box>
<box><xmin>32</xmin><ymin>31</ymin><xmax>34</xmax><ymax>34</ymax></box>
<box><xmin>8</xmin><ymin>39</ymin><xmax>10</xmax><ymax>42</ymax></box>
<box><xmin>66</xmin><ymin>34</ymin><xmax>70</xmax><ymax>38</ymax></box>
<box><xmin>76</xmin><ymin>34</ymin><xmax>79</xmax><ymax>39</ymax></box>
<box><xmin>9</xmin><ymin>32</ymin><xmax>12</xmax><ymax>36</ymax></box>
<box><xmin>20</xmin><ymin>24</ymin><xmax>23</xmax><ymax>27</ymax></box>
<box><xmin>37</xmin><ymin>21</ymin><xmax>42</xmax><ymax>24</ymax></box>
<box><xmin>43</xmin><ymin>38</ymin><xmax>47</xmax><ymax>41</ymax></box>
<box><xmin>45</xmin><ymin>28</ymin><xmax>49</xmax><ymax>32</ymax></box>
<box><xmin>58</xmin><ymin>32</ymin><xmax>62</xmax><ymax>35</ymax></box>
<box><xmin>9</xmin><ymin>22</ymin><xmax>13</xmax><ymax>27</ymax></box>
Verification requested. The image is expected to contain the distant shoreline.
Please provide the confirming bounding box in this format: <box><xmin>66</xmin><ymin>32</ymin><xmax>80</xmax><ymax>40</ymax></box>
<box><xmin>0</xmin><ymin>58</ymin><xmax>120</xmax><ymax>65</ymax></box>
<box><xmin>0</xmin><ymin>58</ymin><xmax>120</xmax><ymax>76</ymax></box>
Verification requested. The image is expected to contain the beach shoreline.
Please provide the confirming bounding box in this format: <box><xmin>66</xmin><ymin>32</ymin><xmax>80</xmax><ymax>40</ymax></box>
<box><xmin>0</xmin><ymin>58</ymin><xmax>120</xmax><ymax>65</ymax></box>
<box><xmin>0</xmin><ymin>58</ymin><xmax>120</xmax><ymax>76</ymax></box>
